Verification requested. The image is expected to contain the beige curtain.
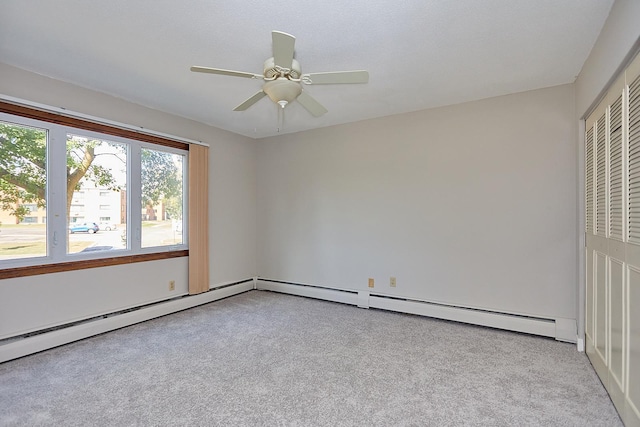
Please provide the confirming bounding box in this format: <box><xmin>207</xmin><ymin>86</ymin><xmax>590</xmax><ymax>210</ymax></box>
<box><xmin>188</xmin><ymin>144</ymin><xmax>210</xmax><ymax>294</ymax></box>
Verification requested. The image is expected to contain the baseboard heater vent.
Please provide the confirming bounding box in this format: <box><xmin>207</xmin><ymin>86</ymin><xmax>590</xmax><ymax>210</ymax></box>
<box><xmin>369</xmin><ymin>292</ymin><xmax>553</xmax><ymax>322</ymax></box>
<box><xmin>0</xmin><ymin>279</ymin><xmax>255</xmax><ymax>363</ymax></box>
<box><xmin>257</xmin><ymin>278</ymin><xmax>360</xmax><ymax>306</ymax></box>
<box><xmin>256</xmin><ymin>278</ymin><xmax>559</xmax><ymax>339</ymax></box>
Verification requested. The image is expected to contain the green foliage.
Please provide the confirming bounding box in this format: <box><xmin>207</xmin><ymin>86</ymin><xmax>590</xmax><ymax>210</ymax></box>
<box><xmin>1</xmin><ymin>121</ymin><xmax>183</xmax><ymax>223</ymax></box>
<box><xmin>141</xmin><ymin>149</ymin><xmax>182</xmax><ymax>208</ymax></box>
<box><xmin>0</xmin><ymin>123</ymin><xmax>46</xmax><ymax>220</ymax></box>
<box><xmin>163</xmin><ymin>196</ymin><xmax>183</xmax><ymax>220</ymax></box>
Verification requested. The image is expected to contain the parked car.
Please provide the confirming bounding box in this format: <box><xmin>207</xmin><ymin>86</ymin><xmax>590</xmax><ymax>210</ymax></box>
<box><xmin>69</xmin><ymin>222</ymin><xmax>99</xmax><ymax>234</ymax></box>
<box><xmin>99</xmin><ymin>222</ymin><xmax>117</xmax><ymax>231</ymax></box>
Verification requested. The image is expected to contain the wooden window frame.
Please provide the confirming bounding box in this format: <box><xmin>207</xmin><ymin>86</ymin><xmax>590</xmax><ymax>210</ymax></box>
<box><xmin>0</xmin><ymin>100</ymin><xmax>190</xmax><ymax>279</ymax></box>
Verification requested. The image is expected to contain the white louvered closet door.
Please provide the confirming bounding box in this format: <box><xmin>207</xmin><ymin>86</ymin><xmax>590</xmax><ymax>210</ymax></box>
<box><xmin>609</xmin><ymin>96</ymin><xmax>623</xmax><ymax>241</ymax></box>
<box><xmin>608</xmin><ymin>94</ymin><xmax>625</xmax><ymax>401</ymax></box>
<box><xmin>592</xmin><ymin>110</ymin><xmax>609</xmax><ymax>369</ymax></box>
<box><xmin>585</xmin><ymin>52</ymin><xmax>640</xmax><ymax>427</ymax></box>
<box><xmin>627</xmin><ymin>64</ymin><xmax>640</xmax><ymax>426</ymax></box>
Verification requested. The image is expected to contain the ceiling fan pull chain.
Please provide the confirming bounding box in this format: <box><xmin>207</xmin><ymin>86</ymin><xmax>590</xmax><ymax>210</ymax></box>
<box><xmin>277</xmin><ymin>101</ymin><xmax>286</xmax><ymax>132</ymax></box>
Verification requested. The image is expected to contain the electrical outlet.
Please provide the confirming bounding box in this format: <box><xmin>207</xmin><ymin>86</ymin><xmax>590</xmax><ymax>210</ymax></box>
<box><xmin>169</xmin><ymin>280</ymin><xmax>175</xmax><ymax>291</ymax></box>
<box><xmin>390</xmin><ymin>277</ymin><xmax>396</xmax><ymax>287</ymax></box>
<box><xmin>368</xmin><ymin>278</ymin><xmax>374</xmax><ymax>288</ymax></box>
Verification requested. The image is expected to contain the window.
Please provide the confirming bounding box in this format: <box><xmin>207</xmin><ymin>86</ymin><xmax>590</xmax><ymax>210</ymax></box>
<box><xmin>66</xmin><ymin>134</ymin><xmax>127</xmax><ymax>255</ymax></box>
<box><xmin>0</xmin><ymin>107</ymin><xmax>189</xmax><ymax>272</ymax></box>
<box><xmin>0</xmin><ymin>120</ymin><xmax>47</xmax><ymax>260</ymax></box>
<box><xmin>141</xmin><ymin>148</ymin><xmax>185</xmax><ymax>248</ymax></box>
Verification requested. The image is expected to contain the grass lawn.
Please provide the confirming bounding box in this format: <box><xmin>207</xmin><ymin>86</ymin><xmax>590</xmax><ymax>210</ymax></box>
<box><xmin>0</xmin><ymin>224</ymin><xmax>46</xmax><ymax>229</ymax></box>
<box><xmin>142</xmin><ymin>221</ymin><xmax>171</xmax><ymax>228</ymax></box>
<box><xmin>0</xmin><ymin>241</ymin><xmax>92</xmax><ymax>256</ymax></box>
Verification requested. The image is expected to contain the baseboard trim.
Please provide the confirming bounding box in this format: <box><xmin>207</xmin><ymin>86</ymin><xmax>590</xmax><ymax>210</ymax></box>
<box><xmin>257</xmin><ymin>279</ymin><xmax>560</xmax><ymax>339</ymax></box>
<box><xmin>369</xmin><ymin>295</ymin><xmax>556</xmax><ymax>337</ymax></box>
<box><xmin>554</xmin><ymin>318</ymin><xmax>577</xmax><ymax>343</ymax></box>
<box><xmin>0</xmin><ymin>280</ymin><xmax>254</xmax><ymax>363</ymax></box>
<box><xmin>257</xmin><ymin>280</ymin><xmax>359</xmax><ymax>306</ymax></box>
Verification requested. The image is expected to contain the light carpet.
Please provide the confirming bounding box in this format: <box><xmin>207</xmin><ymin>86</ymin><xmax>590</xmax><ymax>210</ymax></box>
<box><xmin>0</xmin><ymin>290</ymin><xmax>622</xmax><ymax>426</ymax></box>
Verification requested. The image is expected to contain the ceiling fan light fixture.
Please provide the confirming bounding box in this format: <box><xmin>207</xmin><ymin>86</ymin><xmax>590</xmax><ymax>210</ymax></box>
<box><xmin>263</xmin><ymin>78</ymin><xmax>302</xmax><ymax>104</ymax></box>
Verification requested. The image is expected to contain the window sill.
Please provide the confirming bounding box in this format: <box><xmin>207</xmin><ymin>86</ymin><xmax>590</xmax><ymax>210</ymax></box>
<box><xmin>0</xmin><ymin>250</ymin><xmax>189</xmax><ymax>280</ymax></box>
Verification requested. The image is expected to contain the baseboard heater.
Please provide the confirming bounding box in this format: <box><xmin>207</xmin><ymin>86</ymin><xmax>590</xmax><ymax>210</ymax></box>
<box><xmin>0</xmin><ymin>279</ymin><xmax>255</xmax><ymax>363</ymax></box>
<box><xmin>256</xmin><ymin>279</ymin><xmax>575</xmax><ymax>343</ymax></box>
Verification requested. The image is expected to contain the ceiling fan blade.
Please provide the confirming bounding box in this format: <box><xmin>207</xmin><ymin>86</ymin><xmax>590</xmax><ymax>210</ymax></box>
<box><xmin>297</xmin><ymin>91</ymin><xmax>328</xmax><ymax>117</ymax></box>
<box><xmin>302</xmin><ymin>70</ymin><xmax>369</xmax><ymax>85</ymax></box>
<box><xmin>190</xmin><ymin>66</ymin><xmax>260</xmax><ymax>79</ymax></box>
<box><xmin>233</xmin><ymin>91</ymin><xmax>267</xmax><ymax>111</ymax></box>
<box><xmin>272</xmin><ymin>31</ymin><xmax>295</xmax><ymax>69</ymax></box>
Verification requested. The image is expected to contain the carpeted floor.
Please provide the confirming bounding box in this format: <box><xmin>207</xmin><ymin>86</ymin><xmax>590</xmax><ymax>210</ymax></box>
<box><xmin>0</xmin><ymin>290</ymin><xmax>622</xmax><ymax>426</ymax></box>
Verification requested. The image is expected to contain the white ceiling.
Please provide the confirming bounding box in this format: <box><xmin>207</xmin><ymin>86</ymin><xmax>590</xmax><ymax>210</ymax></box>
<box><xmin>0</xmin><ymin>0</ymin><xmax>613</xmax><ymax>139</ymax></box>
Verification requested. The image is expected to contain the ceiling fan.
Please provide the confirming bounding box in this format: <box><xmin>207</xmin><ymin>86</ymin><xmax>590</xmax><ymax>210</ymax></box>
<box><xmin>190</xmin><ymin>31</ymin><xmax>369</xmax><ymax>117</ymax></box>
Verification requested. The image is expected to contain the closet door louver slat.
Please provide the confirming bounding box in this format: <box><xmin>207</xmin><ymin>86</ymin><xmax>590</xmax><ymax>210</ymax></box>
<box><xmin>596</xmin><ymin>114</ymin><xmax>607</xmax><ymax>237</ymax></box>
<box><xmin>609</xmin><ymin>96</ymin><xmax>624</xmax><ymax>241</ymax></box>
<box><xmin>629</xmin><ymin>74</ymin><xmax>640</xmax><ymax>244</ymax></box>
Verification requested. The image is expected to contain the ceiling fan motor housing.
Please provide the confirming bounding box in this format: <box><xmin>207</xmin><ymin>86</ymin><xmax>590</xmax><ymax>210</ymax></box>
<box><xmin>264</xmin><ymin>57</ymin><xmax>301</xmax><ymax>79</ymax></box>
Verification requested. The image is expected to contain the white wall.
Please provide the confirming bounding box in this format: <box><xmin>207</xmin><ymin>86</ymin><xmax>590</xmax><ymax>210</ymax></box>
<box><xmin>0</xmin><ymin>63</ymin><xmax>257</xmax><ymax>339</ymax></box>
<box><xmin>0</xmin><ymin>258</ymin><xmax>189</xmax><ymax>339</ymax></box>
<box><xmin>257</xmin><ymin>84</ymin><xmax>577</xmax><ymax>321</ymax></box>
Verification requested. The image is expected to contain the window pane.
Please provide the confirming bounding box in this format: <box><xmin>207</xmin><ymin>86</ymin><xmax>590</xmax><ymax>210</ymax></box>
<box><xmin>66</xmin><ymin>134</ymin><xmax>127</xmax><ymax>254</ymax></box>
<box><xmin>141</xmin><ymin>148</ymin><xmax>184</xmax><ymax>248</ymax></box>
<box><xmin>0</xmin><ymin>121</ymin><xmax>47</xmax><ymax>260</ymax></box>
